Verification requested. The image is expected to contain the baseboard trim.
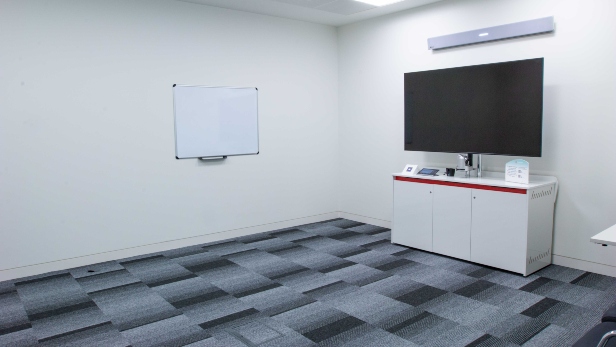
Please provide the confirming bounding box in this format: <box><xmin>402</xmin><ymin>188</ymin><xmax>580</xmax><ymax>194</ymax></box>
<box><xmin>0</xmin><ymin>212</ymin><xmax>338</xmax><ymax>282</ymax></box>
<box><xmin>337</xmin><ymin>211</ymin><xmax>391</xmax><ymax>229</ymax></box>
<box><xmin>552</xmin><ymin>254</ymin><xmax>616</xmax><ymax>277</ymax></box>
<box><xmin>5</xmin><ymin>212</ymin><xmax>612</xmax><ymax>282</ymax></box>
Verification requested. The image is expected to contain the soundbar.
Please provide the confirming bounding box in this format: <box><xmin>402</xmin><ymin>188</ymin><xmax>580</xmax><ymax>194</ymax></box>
<box><xmin>428</xmin><ymin>16</ymin><xmax>554</xmax><ymax>50</ymax></box>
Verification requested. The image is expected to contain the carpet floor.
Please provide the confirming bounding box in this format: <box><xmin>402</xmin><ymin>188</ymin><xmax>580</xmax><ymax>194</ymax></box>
<box><xmin>1</xmin><ymin>218</ymin><xmax>615</xmax><ymax>347</ymax></box>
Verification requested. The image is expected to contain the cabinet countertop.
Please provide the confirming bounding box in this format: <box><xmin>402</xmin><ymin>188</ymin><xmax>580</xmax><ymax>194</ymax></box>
<box><xmin>393</xmin><ymin>171</ymin><xmax>557</xmax><ymax>190</ymax></box>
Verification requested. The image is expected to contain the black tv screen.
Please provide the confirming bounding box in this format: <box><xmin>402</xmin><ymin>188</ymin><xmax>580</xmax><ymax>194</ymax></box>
<box><xmin>404</xmin><ymin>58</ymin><xmax>544</xmax><ymax>157</ymax></box>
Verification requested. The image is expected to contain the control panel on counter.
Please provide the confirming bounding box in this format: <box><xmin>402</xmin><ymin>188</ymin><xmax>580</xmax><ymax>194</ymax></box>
<box><xmin>413</xmin><ymin>167</ymin><xmax>466</xmax><ymax>177</ymax></box>
<box><xmin>416</xmin><ymin>168</ymin><xmax>443</xmax><ymax>176</ymax></box>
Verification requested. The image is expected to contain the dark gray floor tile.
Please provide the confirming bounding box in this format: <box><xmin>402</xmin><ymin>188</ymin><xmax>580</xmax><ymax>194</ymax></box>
<box><xmin>0</xmin><ymin>219</ymin><xmax>613</xmax><ymax>347</ymax></box>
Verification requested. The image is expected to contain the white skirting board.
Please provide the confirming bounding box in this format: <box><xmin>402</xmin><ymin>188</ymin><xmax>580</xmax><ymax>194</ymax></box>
<box><xmin>4</xmin><ymin>212</ymin><xmax>613</xmax><ymax>281</ymax></box>
<box><xmin>0</xmin><ymin>212</ymin><xmax>338</xmax><ymax>282</ymax></box>
<box><xmin>337</xmin><ymin>211</ymin><xmax>392</xmax><ymax>229</ymax></box>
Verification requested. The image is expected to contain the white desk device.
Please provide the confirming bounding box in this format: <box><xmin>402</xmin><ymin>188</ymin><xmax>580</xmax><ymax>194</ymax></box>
<box><xmin>401</xmin><ymin>165</ymin><xmax>446</xmax><ymax>177</ymax></box>
<box><xmin>401</xmin><ymin>164</ymin><xmax>418</xmax><ymax>176</ymax></box>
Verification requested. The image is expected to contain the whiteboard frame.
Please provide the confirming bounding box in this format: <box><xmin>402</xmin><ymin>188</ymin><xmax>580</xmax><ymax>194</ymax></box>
<box><xmin>173</xmin><ymin>84</ymin><xmax>259</xmax><ymax>159</ymax></box>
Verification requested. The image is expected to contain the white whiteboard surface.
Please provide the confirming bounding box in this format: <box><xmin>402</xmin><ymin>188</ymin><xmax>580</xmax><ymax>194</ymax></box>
<box><xmin>173</xmin><ymin>85</ymin><xmax>259</xmax><ymax>159</ymax></box>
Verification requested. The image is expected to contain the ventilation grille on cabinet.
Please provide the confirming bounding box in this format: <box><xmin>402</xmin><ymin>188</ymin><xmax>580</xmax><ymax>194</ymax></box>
<box><xmin>527</xmin><ymin>248</ymin><xmax>551</xmax><ymax>265</ymax></box>
<box><xmin>531</xmin><ymin>187</ymin><xmax>553</xmax><ymax>200</ymax></box>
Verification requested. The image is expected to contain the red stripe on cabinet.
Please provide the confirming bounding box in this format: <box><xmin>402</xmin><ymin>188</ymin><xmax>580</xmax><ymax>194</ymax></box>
<box><xmin>394</xmin><ymin>176</ymin><xmax>527</xmax><ymax>194</ymax></box>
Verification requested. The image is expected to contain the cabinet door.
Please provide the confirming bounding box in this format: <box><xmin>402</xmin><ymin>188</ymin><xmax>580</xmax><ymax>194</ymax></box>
<box><xmin>392</xmin><ymin>180</ymin><xmax>433</xmax><ymax>251</ymax></box>
<box><xmin>433</xmin><ymin>184</ymin><xmax>471</xmax><ymax>260</ymax></box>
<box><xmin>471</xmin><ymin>189</ymin><xmax>528</xmax><ymax>274</ymax></box>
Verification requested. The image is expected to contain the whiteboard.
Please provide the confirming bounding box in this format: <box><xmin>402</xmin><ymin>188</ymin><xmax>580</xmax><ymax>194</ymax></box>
<box><xmin>173</xmin><ymin>85</ymin><xmax>259</xmax><ymax>159</ymax></box>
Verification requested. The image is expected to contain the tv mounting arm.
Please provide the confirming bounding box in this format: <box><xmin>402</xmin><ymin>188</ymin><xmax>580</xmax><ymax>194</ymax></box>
<box><xmin>458</xmin><ymin>153</ymin><xmax>484</xmax><ymax>178</ymax></box>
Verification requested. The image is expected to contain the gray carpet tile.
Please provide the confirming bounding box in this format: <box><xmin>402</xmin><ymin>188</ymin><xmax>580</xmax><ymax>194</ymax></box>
<box><xmin>1</xmin><ymin>219</ymin><xmax>615</xmax><ymax>346</ymax></box>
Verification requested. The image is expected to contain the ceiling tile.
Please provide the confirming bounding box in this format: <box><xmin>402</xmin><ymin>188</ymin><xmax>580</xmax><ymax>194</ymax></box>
<box><xmin>175</xmin><ymin>0</ymin><xmax>444</xmax><ymax>26</ymax></box>
<box><xmin>271</xmin><ymin>0</ymin><xmax>337</xmax><ymax>9</ymax></box>
<box><xmin>316</xmin><ymin>0</ymin><xmax>376</xmax><ymax>15</ymax></box>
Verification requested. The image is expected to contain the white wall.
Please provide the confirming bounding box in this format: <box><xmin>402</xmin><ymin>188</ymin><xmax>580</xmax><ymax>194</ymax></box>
<box><xmin>337</xmin><ymin>0</ymin><xmax>616</xmax><ymax>274</ymax></box>
<box><xmin>2</xmin><ymin>0</ymin><xmax>614</xmax><ymax>281</ymax></box>
<box><xmin>0</xmin><ymin>0</ymin><xmax>339</xmax><ymax>277</ymax></box>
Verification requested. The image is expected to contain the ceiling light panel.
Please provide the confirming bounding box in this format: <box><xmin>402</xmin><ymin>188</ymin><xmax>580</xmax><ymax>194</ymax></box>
<box><xmin>316</xmin><ymin>0</ymin><xmax>376</xmax><ymax>15</ymax></box>
<box><xmin>271</xmin><ymin>0</ymin><xmax>337</xmax><ymax>9</ymax></box>
<box><xmin>354</xmin><ymin>0</ymin><xmax>404</xmax><ymax>6</ymax></box>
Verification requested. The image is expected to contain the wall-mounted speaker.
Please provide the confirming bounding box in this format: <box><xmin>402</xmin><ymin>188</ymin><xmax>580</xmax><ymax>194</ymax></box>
<box><xmin>428</xmin><ymin>16</ymin><xmax>554</xmax><ymax>50</ymax></box>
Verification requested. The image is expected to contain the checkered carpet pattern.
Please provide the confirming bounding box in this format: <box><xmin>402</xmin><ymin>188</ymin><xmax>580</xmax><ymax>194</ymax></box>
<box><xmin>1</xmin><ymin>218</ymin><xmax>615</xmax><ymax>346</ymax></box>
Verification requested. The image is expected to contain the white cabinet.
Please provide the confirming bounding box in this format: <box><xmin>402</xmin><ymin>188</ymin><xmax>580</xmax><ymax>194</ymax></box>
<box><xmin>470</xmin><ymin>189</ymin><xmax>528</xmax><ymax>274</ymax></box>
<box><xmin>433</xmin><ymin>184</ymin><xmax>471</xmax><ymax>261</ymax></box>
<box><xmin>392</xmin><ymin>180</ymin><xmax>433</xmax><ymax>252</ymax></box>
<box><xmin>392</xmin><ymin>173</ymin><xmax>557</xmax><ymax>276</ymax></box>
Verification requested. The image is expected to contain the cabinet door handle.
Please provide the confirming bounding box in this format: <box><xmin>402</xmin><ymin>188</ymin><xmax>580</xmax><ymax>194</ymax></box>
<box><xmin>473</xmin><ymin>196</ymin><xmax>476</xmax><ymax>199</ymax></box>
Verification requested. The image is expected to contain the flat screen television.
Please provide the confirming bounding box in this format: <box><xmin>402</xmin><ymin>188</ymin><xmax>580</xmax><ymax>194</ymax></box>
<box><xmin>404</xmin><ymin>58</ymin><xmax>544</xmax><ymax>157</ymax></box>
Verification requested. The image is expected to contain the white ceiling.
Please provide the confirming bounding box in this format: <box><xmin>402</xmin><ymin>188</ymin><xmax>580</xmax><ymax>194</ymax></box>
<box><xmin>176</xmin><ymin>0</ymin><xmax>444</xmax><ymax>26</ymax></box>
